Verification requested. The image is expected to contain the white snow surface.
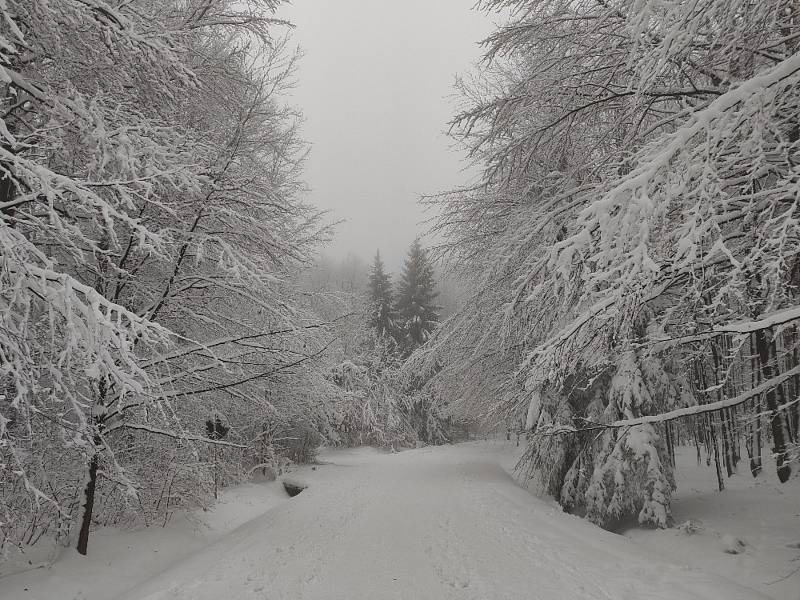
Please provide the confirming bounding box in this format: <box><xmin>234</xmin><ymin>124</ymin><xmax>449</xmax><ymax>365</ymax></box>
<box><xmin>0</xmin><ymin>482</ymin><xmax>290</xmax><ymax>600</ymax></box>
<box><xmin>623</xmin><ymin>446</ymin><xmax>800</xmax><ymax>600</ymax></box>
<box><xmin>1</xmin><ymin>443</ymin><xmax>788</xmax><ymax>600</ymax></box>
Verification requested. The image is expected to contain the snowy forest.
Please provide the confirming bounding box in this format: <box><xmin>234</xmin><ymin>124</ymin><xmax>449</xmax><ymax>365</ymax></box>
<box><xmin>418</xmin><ymin>0</ymin><xmax>800</xmax><ymax>526</ymax></box>
<box><xmin>1</xmin><ymin>1</ymin><xmax>799</xmax><ymax>599</ymax></box>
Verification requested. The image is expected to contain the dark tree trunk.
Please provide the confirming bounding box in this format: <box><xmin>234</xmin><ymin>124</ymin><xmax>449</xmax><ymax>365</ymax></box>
<box><xmin>694</xmin><ymin>420</ymin><xmax>702</xmax><ymax>466</ymax></box>
<box><xmin>664</xmin><ymin>422</ymin><xmax>675</xmax><ymax>467</ymax></box>
<box><xmin>707</xmin><ymin>413</ymin><xmax>724</xmax><ymax>491</ymax></box>
<box><xmin>723</xmin><ymin>337</ymin><xmax>741</xmax><ymax>469</ymax></box>
<box><xmin>77</xmin><ymin>444</ymin><xmax>99</xmax><ymax>556</ymax></box>
<box><xmin>720</xmin><ymin>413</ymin><xmax>734</xmax><ymax>476</ymax></box>
<box><xmin>753</xmin><ymin>398</ymin><xmax>763</xmax><ymax>477</ymax></box>
<box><xmin>77</xmin><ymin>377</ymin><xmax>108</xmax><ymax>555</ymax></box>
<box><xmin>754</xmin><ymin>329</ymin><xmax>792</xmax><ymax>483</ymax></box>
<box><xmin>749</xmin><ymin>334</ymin><xmax>763</xmax><ymax>477</ymax></box>
<box><xmin>790</xmin><ymin>326</ymin><xmax>800</xmax><ymax>443</ymax></box>
<box><xmin>709</xmin><ymin>343</ymin><xmax>734</xmax><ymax>476</ymax></box>
<box><xmin>726</xmin><ymin>408</ymin><xmax>739</xmax><ymax>469</ymax></box>
<box><xmin>693</xmin><ymin>361</ymin><xmax>714</xmax><ymax>468</ymax></box>
<box><xmin>744</xmin><ymin>404</ymin><xmax>754</xmax><ymax>469</ymax></box>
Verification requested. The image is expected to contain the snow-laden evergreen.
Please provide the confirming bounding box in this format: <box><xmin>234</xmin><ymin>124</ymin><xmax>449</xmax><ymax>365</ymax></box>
<box><xmin>367</xmin><ymin>251</ymin><xmax>397</xmax><ymax>340</ymax></box>
<box><xmin>395</xmin><ymin>239</ymin><xmax>439</xmax><ymax>355</ymax></box>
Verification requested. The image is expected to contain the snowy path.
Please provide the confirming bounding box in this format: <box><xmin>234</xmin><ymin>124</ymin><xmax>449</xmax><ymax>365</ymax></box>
<box><xmin>118</xmin><ymin>444</ymin><xmax>767</xmax><ymax>600</ymax></box>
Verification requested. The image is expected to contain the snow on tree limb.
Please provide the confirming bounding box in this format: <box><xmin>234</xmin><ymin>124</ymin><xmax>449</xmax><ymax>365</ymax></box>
<box><xmin>106</xmin><ymin>423</ymin><xmax>248</xmax><ymax>449</ymax></box>
<box><xmin>0</xmin><ymin>0</ymin><xmax>337</xmax><ymax>554</ymax></box>
<box><xmin>425</xmin><ymin>0</ymin><xmax>800</xmax><ymax>524</ymax></box>
<box><xmin>535</xmin><ymin>364</ymin><xmax>800</xmax><ymax>436</ymax></box>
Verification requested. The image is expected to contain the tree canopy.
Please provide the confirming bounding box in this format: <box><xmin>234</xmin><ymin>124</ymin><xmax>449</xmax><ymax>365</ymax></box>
<box><xmin>413</xmin><ymin>0</ymin><xmax>800</xmax><ymax>526</ymax></box>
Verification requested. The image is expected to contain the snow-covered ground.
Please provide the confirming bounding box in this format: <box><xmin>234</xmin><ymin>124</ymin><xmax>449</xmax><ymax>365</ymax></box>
<box><xmin>0</xmin><ymin>482</ymin><xmax>291</xmax><ymax>600</ymax></box>
<box><xmin>623</xmin><ymin>446</ymin><xmax>800</xmax><ymax>600</ymax></box>
<box><xmin>1</xmin><ymin>442</ymin><xmax>796</xmax><ymax>599</ymax></box>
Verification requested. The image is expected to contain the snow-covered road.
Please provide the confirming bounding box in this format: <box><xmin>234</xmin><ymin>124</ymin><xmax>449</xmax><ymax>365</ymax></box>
<box><xmin>118</xmin><ymin>444</ymin><xmax>766</xmax><ymax>600</ymax></box>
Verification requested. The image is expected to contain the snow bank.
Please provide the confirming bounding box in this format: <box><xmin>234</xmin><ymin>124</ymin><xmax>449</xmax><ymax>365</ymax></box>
<box><xmin>0</xmin><ymin>481</ymin><xmax>290</xmax><ymax>600</ymax></box>
<box><xmin>623</xmin><ymin>446</ymin><xmax>800</xmax><ymax>600</ymax></box>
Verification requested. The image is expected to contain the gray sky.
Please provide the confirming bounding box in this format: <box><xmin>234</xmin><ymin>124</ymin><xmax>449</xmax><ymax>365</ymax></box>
<box><xmin>277</xmin><ymin>1</ymin><xmax>498</xmax><ymax>270</ymax></box>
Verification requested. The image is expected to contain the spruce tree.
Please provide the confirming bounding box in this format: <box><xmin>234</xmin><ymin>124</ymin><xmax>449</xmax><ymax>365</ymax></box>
<box><xmin>367</xmin><ymin>251</ymin><xmax>396</xmax><ymax>338</ymax></box>
<box><xmin>395</xmin><ymin>239</ymin><xmax>439</xmax><ymax>353</ymax></box>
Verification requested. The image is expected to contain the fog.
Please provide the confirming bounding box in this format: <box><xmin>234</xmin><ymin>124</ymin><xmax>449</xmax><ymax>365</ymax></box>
<box><xmin>278</xmin><ymin>1</ymin><xmax>499</xmax><ymax>269</ymax></box>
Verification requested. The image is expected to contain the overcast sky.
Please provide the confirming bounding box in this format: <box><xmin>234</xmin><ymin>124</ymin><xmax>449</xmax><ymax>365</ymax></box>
<box><xmin>277</xmin><ymin>1</ymin><xmax>499</xmax><ymax>270</ymax></box>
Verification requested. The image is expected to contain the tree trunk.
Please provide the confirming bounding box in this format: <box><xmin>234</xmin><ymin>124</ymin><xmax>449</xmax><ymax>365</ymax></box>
<box><xmin>749</xmin><ymin>334</ymin><xmax>763</xmax><ymax>477</ymax></box>
<box><xmin>754</xmin><ymin>399</ymin><xmax>763</xmax><ymax>477</ymax></box>
<box><xmin>720</xmin><ymin>412</ymin><xmax>734</xmax><ymax>476</ymax></box>
<box><xmin>77</xmin><ymin>377</ymin><xmax>107</xmax><ymax>555</ymax></box>
<box><xmin>710</xmin><ymin>343</ymin><xmax>734</xmax><ymax>476</ymax></box>
<box><xmin>790</xmin><ymin>326</ymin><xmax>800</xmax><ymax>443</ymax></box>
<box><xmin>694</xmin><ymin>420</ymin><xmax>702</xmax><ymax>466</ymax></box>
<box><xmin>754</xmin><ymin>329</ymin><xmax>792</xmax><ymax>483</ymax></box>
<box><xmin>726</xmin><ymin>408</ymin><xmax>739</xmax><ymax>469</ymax></box>
<box><xmin>76</xmin><ymin>447</ymin><xmax>99</xmax><ymax>556</ymax></box>
<box><xmin>693</xmin><ymin>361</ymin><xmax>713</xmax><ymax>467</ymax></box>
<box><xmin>665</xmin><ymin>422</ymin><xmax>675</xmax><ymax>467</ymax></box>
<box><xmin>213</xmin><ymin>445</ymin><xmax>219</xmax><ymax>500</ymax></box>
<box><xmin>707</xmin><ymin>413</ymin><xmax>724</xmax><ymax>491</ymax></box>
<box><xmin>744</xmin><ymin>403</ymin><xmax>754</xmax><ymax>470</ymax></box>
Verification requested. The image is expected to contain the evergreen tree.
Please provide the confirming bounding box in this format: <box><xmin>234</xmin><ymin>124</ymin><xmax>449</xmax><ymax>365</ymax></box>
<box><xmin>395</xmin><ymin>239</ymin><xmax>439</xmax><ymax>353</ymax></box>
<box><xmin>367</xmin><ymin>251</ymin><xmax>396</xmax><ymax>338</ymax></box>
